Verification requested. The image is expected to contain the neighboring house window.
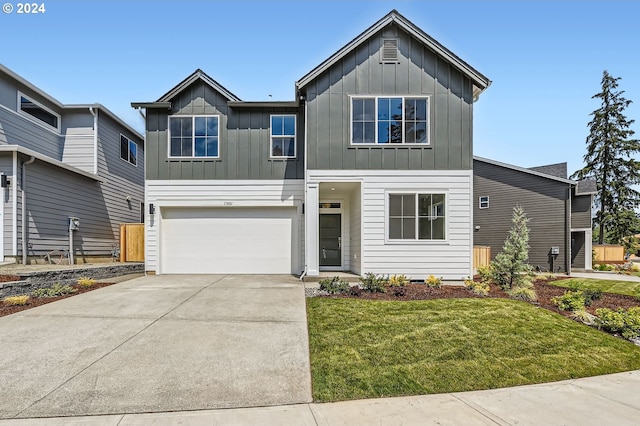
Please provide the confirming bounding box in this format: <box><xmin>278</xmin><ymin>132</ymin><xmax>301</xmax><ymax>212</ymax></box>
<box><xmin>270</xmin><ymin>115</ymin><xmax>296</xmax><ymax>158</ymax></box>
<box><xmin>120</xmin><ymin>134</ymin><xmax>137</xmax><ymax>166</ymax></box>
<box><xmin>388</xmin><ymin>193</ymin><xmax>445</xmax><ymax>240</ymax></box>
<box><xmin>18</xmin><ymin>92</ymin><xmax>60</xmax><ymax>130</ymax></box>
<box><xmin>351</xmin><ymin>96</ymin><xmax>428</xmax><ymax>144</ymax></box>
<box><xmin>479</xmin><ymin>196</ymin><xmax>489</xmax><ymax>209</ymax></box>
<box><xmin>169</xmin><ymin>116</ymin><xmax>219</xmax><ymax>158</ymax></box>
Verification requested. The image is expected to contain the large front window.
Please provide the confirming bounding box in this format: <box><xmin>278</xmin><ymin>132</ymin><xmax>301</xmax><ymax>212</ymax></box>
<box><xmin>388</xmin><ymin>193</ymin><xmax>445</xmax><ymax>240</ymax></box>
<box><xmin>169</xmin><ymin>116</ymin><xmax>219</xmax><ymax>158</ymax></box>
<box><xmin>352</xmin><ymin>96</ymin><xmax>428</xmax><ymax>144</ymax></box>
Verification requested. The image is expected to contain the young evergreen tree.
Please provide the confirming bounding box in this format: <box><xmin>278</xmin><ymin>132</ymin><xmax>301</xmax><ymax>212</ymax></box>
<box><xmin>490</xmin><ymin>205</ymin><xmax>535</xmax><ymax>300</ymax></box>
<box><xmin>572</xmin><ymin>71</ymin><xmax>640</xmax><ymax>244</ymax></box>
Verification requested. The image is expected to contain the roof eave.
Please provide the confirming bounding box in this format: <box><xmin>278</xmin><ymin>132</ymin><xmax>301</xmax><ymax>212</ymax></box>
<box><xmin>157</xmin><ymin>69</ymin><xmax>241</xmax><ymax>103</ymax></box>
<box><xmin>131</xmin><ymin>102</ymin><xmax>172</xmax><ymax>109</ymax></box>
<box><xmin>227</xmin><ymin>101</ymin><xmax>299</xmax><ymax>108</ymax></box>
<box><xmin>473</xmin><ymin>156</ymin><xmax>576</xmax><ymax>185</ymax></box>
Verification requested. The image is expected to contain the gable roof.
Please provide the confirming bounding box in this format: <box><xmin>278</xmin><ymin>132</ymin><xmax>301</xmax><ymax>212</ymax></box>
<box><xmin>296</xmin><ymin>10</ymin><xmax>491</xmax><ymax>99</ymax></box>
<box><xmin>528</xmin><ymin>162</ymin><xmax>568</xmax><ymax>179</ymax></box>
<box><xmin>474</xmin><ymin>156</ymin><xmax>575</xmax><ymax>185</ymax></box>
<box><xmin>156</xmin><ymin>69</ymin><xmax>241</xmax><ymax>103</ymax></box>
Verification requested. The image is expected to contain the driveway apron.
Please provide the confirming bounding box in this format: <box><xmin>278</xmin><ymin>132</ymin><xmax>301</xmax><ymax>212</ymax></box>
<box><xmin>0</xmin><ymin>274</ymin><xmax>312</xmax><ymax>419</ymax></box>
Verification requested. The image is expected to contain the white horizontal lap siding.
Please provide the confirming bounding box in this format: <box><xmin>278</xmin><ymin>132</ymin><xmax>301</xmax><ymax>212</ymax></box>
<box><xmin>306</xmin><ymin>170</ymin><xmax>472</xmax><ymax>279</ymax></box>
<box><xmin>145</xmin><ymin>180</ymin><xmax>304</xmax><ymax>273</ymax></box>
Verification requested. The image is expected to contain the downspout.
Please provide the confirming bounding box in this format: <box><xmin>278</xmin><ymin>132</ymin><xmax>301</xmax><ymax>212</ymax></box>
<box><xmin>89</xmin><ymin>107</ymin><xmax>98</xmax><ymax>174</ymax></box>
<box><xmin>566</xmin><ymin>185</ymin><xmax>572</xmax><ymax>275</ymax></box>
<box><xmin>21</xmin><ymin>156</ymin><xmax>35</xmax><ymax>265</ymax></box>
<box><xmin>300</xmin><ymin>93</ymin><xmax>308</xmax><ymax>281</ymax></box>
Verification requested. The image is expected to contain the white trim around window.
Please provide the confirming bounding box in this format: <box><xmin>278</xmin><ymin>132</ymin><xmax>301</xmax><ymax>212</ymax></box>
<box><xmin>120</xmin><ymin>134</ymin><xmax>138</xmax><ymax>166</ymax></box>
<box><xmin>167</xmin><ymin>115</ymin><xmax>220</xmax><ymax>159</ymax></box>
<box><xmin>350</xmin><ymin>95</ymin><xmax>430</xmax><ymax>146</ymax></box>
<box><xmin>385</xmin><ymin>191</ymin><xmax>447</xmax><ymax>243</ymax></box>
<box><xmin>479</xmin><ymin>196</ymin><xmax>489</xmax><ymax>209</ymax></box>
<box><xmin>17</xmin><ymin>91</ymin><xmax>61</xmax><ymax>132</ymax></box>
<box><xmin>270</xmin><ymin>114</ymin><xmax>296</xmax><ymax>159</ymax></box>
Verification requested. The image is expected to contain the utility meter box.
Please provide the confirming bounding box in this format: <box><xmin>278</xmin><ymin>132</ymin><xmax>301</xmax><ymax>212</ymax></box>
<box><xmin>69</xmin><ymin>217</ymin><xmax>80</xmax><ymax>231</ymax></box>
<box><xmin>551</xmin><ymin>246</ymin><xmax>560</xmax><ymax>255</ymax></box>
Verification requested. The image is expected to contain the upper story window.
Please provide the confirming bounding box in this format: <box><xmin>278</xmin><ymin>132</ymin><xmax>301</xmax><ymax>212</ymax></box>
<box><xmin>169</xmin><ymin>116</ymin><xmax>219</xmax><ymax>158</ymax></box>
<box><xmin>120</xmin><ymin>134</ymin><xmax>137</xmax><ymax>166</ymax></box>
<box><xmin>351</xmin><ymin>96</ymin><xmax>429</xmax><ymax>145</ymax></box>
<box><xmin>270</xmin><ymin>115</ymin><xmax>296</xmax><ymax>158</ymax></box>
<box><xmin>18</xmin><ymin>92</ymin><xmax>60</xmax><ymax>131</ymax></box>
<box><xmin>388</xmin><ymin>193</ymin><xmax>445</xmax><ymax>240</ymax></box>
<box><xmin>479</xmin><ymin>196</ymin><xmax>489</xmax><ymax>209</ymax></box>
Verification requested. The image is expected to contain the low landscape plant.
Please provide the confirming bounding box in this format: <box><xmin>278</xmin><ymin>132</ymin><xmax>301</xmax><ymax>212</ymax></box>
<box><xmin>507</xmin><ymin>285</ymin><xmax>537</xmax><ymax>302</ymax></box>
<box><xmin>596</xmin><ymin>307</ymin><xmax>640</xmax><ymax>339</ymax></box>
<box><xmin>388</xmin><ymin>274</ymin><xmax>409</xmax><ymax>287</ymax></box>
<box><xmin>552</xmin><ymin>291</ymin><xmax>587</xmax><ymax>311</ymax></box>
<box><xmin>349</xmin><ymin>286</ymin><xmax>363</xmax><ymax>297</ymax></box>
<box><xmin>464</xmin><ymin>277</ymin><xmax>490</xmax><ymax>296</ymax></box>
<box><xmin>33</xmin><ymin>283</ymin><xmax>77</xmax><ymax>298</ymax></box>
<box><xmin>425</xmin><ymin>275</ymin><xmax>442</xmax><ymax>288</ymax></box>
<box><xmin>359</xmin><ymin>272</ymin><xmax>387</xmax><ymax>293</ymax></box>
<box><xmin>3</xmin><ymin>295</ymin><xmax>30</xmax><ymax>306</ymax></box>
<box><xmin>475</xmin><ymin>264</ymin><xmax>492</xmax><ymax>282</ymax></box>
<box><xmin>77</xmin><ymin>277</ymin><xmax>96</xmax><ymax>288</ymax></box>
<box><xmin>319</xmin><ymin>276</ymin><xmax>350</xmax><ymax>294</ymax></box>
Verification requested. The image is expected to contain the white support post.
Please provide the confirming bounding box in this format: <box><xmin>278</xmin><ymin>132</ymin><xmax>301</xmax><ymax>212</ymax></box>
<box><xmin>305</xmin><ymin>183</ymin><xmax>319</xmax><ymax>276</ymax></box>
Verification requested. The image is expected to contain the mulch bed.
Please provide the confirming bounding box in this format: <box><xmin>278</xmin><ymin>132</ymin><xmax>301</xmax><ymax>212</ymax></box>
<box><xmin>319</xmin><ymin>278</ymin><xmax>640</xmax><ymax>319</ymax></box>
<box><xmin>0</xmin><ymin>282</ymin><xmax>115</xmax><ymax>318</ymax></box>
<box><xmin>0</xmin><ymin>275</ymin><xmax>21</xmax><ymax>283</ymax></box>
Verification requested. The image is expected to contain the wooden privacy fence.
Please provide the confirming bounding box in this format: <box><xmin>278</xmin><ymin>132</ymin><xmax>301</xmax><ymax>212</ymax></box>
<box><xmin>473</xmin><ymin>246</ymin><xmax>491</xmax><ymax>269</ymax></box>
<box><xmin>593</xmin><ymin>244</ymin><xmax>625</xmax><ymax>264</ymax></box>
<box><xmin>120</xmin><ymin>223</ymin><xmax>144</xmax><ymax>262</ymax></box>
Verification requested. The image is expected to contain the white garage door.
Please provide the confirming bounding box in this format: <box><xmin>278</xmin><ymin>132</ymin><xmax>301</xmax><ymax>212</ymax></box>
<box><xmin>160</xmin><ymin>207</ymin><xmax>296</xmax><ymax>274</ymax></box>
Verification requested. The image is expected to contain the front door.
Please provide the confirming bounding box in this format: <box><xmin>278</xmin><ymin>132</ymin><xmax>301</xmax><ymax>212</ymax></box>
<box><xmin>319</xmin><ymin>214</ymin><xmax>341</xmax><ymax>268</ymax></box>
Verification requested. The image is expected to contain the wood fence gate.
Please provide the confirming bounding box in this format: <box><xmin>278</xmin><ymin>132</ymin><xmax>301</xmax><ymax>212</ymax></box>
<box><xmin>120</xmin><ymin>223</ymin><xmax>144</xmax><ymax>262</ymax></box>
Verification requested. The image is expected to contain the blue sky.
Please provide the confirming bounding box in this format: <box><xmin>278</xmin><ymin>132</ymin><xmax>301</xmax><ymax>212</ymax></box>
<box><xmin>1</xmin><ymin>0</ymin><xmax>638</xmax><ymax>175</ymax></box>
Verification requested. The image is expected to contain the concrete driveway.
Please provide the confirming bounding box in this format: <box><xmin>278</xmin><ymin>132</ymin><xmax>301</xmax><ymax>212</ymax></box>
<box><xmin>0</xmin><ymin>275</ymin><xmax>312</xmax><ymax>419</ymax></box>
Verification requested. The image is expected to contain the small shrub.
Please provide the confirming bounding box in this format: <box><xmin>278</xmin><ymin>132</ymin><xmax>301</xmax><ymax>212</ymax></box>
<box><xmin>476</xmin><ymin>265</ymin><xmax>492</xmax><ymax>282</ymax></box>
<box><xmin>582</xmin><ymin>289</ymin><xmax>602</xmax><ymax>307</ymax></box>
<box><xmin>3</xmin><ymin>295</ymin><xmax>30</xmax><ymax>306</ymax></box>
<box><xmin>552</xmin><ymin>291</ymin><xmax>586</xmax><ymax>311</ymax></box>
<box><xmin>425</xmin><ymin>275</ymin><xmax>442</xmax><ymax>288</ymax></box>
<box><xmin>388</xmin><ymin>274</ymin><xmax>409</xmax><ymax>287</ymax></box>
<box><xmin>33</xmin><ymin>283</ymin><xmax>77</xmax><ymax>298</ymax></box>
<box><xmin>596</xmin><ymin>263</ymin><xmax>616</xmax><ymax>272</ymax></box>
<box><xmin>349</xmin><ymin>286</ymin><xmax>363</xmax><ymax>297</ymax></box>
<box><xmin>392</xmin><ymin>286</ymin><xmax>407</xmax><ymax>297</ymax></box>
<box><xmin>507</xmin><ymin>286</ymin><xmax>537</xmax><ymax>302</ymax></box>
<box><xmin>463</xmin><ymin>277</ymin><xmax>489</xmax><ymax>296</ymax></box>
<box><xmin>359</xmin><ymin>273</ymin><xmax>387</xmax><ymax>293</ymax></box>
<box><xmin>596</xmin><ymin>307</ymin><xmax>640</xmax><ymax>339</ymax></box>
<box><xmin>572</xmin><ymin>308</ymin><xmax>595</xmax><ymax>325</ymax></box>
<box><xmin>319</xmin><ymin>276</ymin><xmax>350</xmax><ymax>294</ymax></box>
<box><xmin>77</xmin><ymin>277</ymin><xmax>97</xmax><ymax>288</ymax></box>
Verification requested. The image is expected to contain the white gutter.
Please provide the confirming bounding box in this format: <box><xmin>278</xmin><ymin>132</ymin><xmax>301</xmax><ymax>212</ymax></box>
<box><xmin>12</xmin><ymin>151</ymin><xmax>17</xmax><ymax>256</ymax></box>
<box><xmin>21</xmin><ymin>156</ymin><xmax>35</xmax><ymax>265</ymax></box>
<box><xmin>89</xmin><ymin>107</ymin><xmax>98</xmax><ymax>174</ymax></box>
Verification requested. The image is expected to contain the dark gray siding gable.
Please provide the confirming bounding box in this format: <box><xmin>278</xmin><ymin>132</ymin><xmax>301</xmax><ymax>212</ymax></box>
<box><xmin>571</xmin><ymin>194</ymin><xmax>592</xmax><ymax>229</ymax></box>
<box><xmin>146</xmin><ymin>81</ymin><xmax>304</xmax><ymax>180</ymax></box>
<box><xmin>473</xmin><ymin>160</ymin><xmax>570</xmax><ymax>272</ymax></box>
<box><xmin>303</xmin><ymin>23</ymin><xmax>474</xmax><ymax>171</ymax></box>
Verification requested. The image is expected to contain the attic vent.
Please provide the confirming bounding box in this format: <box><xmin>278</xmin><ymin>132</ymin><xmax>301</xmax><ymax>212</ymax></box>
<box><xmin>382</xmin><ymin>39</ymin><xmax>398</xmax><ymax>63</ymax></box>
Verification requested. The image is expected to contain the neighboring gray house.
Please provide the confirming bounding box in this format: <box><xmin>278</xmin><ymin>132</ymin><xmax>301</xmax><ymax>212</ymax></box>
<box><xmin>133</xmin><ymin>10</ymin><xmax>491</xmax><ymax>279</ymax></box>
<box><xmin>0</xmin><ymin>64</ymin><xmax>144</xmax><ymax>263</ymax></box>
<box><xmin>473</xmin><ymin>157</ymin><xmax>596</xmax><ymax>272</ymax></box>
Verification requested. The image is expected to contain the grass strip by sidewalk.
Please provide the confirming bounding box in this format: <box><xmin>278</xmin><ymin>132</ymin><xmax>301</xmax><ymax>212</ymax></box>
<box><xmin>307</xmin><ymin>297</ymin><xmax>640</xmax><ymax>402</ymax></box>
<box><xmin>553</xmin><ymin>278</ymin><xmax>640</xmax><ymax>298</ymax></box>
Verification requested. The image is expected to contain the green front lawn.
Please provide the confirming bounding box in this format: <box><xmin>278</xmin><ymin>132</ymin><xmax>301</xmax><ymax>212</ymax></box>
<box><xmin>553</xmin><ymin>278</ymin><xmax>640</xmax><ymax>298</ymax></box>
<box><xmin>307</xmin><ymin>297</ymin><xmax>640</xmax><ymax>402</ymax></box>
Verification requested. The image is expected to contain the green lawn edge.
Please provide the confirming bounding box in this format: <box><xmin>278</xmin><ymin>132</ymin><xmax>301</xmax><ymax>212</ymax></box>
<box><xmin>307</xmin><ymin>297</ymin><xmax>640</xmax><ymax>402</ymax></box>
<box><xmin>552</xmin><ymin>278</ymin><xmax>640</xmax><ymax>298</ymax></box>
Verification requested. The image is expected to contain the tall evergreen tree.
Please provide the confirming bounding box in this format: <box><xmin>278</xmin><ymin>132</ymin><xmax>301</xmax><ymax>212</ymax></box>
<box><xmin>572</xmin><ymin>71</ymin><xmax>640</xmax><ymax>244</ymax></box>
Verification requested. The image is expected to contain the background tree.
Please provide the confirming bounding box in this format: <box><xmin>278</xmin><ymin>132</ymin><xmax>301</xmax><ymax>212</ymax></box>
<box><xmin>572</xmin><ymin>71</ymin><xmax>640</xmax><ymax>245</ymax></box>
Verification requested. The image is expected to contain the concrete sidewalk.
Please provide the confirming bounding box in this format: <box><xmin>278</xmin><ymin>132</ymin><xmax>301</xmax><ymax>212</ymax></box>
<box><xmin>2</xmin><ymin>370</ymin><xmax>639</xmax><ymax>425</ymax></box>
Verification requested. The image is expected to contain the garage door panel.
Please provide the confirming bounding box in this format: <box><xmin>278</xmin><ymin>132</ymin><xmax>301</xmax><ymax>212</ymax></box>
<box><xmin>160</xmin><ymin>208</ymin><xmax>296</xmax><ymax>274</ymax></box>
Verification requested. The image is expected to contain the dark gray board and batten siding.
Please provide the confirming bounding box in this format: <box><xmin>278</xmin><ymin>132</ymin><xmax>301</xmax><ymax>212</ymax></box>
<box><xmin>146</xmin><ymin>81</ymin><xmax>304</xmax><ymax>181</ymax></box>
<box><xmin>301</xmin><ymin>23</ymin><xmax>474</xmax><ymax>171</ymax></box>
<box><xmin>473</xmin><ymin>159</ymin><xmax>571</xmax><ymax>272</ymax></box>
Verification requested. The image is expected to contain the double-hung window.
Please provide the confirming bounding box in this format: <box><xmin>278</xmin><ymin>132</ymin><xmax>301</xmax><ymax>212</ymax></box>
<box><xmin>388</xmin><ymin>193</ymin><xmax>445</xmax><ymax>240</ymax></box>
<box><xmin>120</xmin><ymin>134</ymin><xmax>137</xmax><ymax>166</ymax></box>
<box><xmin>169</xmin><ymin>116</ymin><xmax>219</xmax><ymax>158</ymax></box>
<box><xmin>270</xmin><ymin>115</ymin><xmax>296</xmax><ymax>158</ymax></box>
<box><xmin>352</xmin><ymin>96</ymin><xmax>428</xmax><ymax>145</ymax></box>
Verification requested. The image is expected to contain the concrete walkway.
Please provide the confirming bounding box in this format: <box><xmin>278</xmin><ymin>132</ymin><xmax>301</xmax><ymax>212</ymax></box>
<box><xmin>569</xmin><ymin>271</ymin><xmax>640</xmax><ymax>282</ymax></box>
<box><xmin>0</xmin><ymin>275</ymin><xmax>311</xmax><ymax>419</ymax></box>
<box><xmin>2</xmin><ymin>370</ymin><xmax>639</xmax><ymax>425</ymax></box>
